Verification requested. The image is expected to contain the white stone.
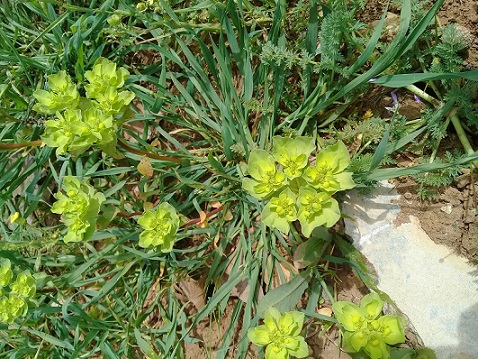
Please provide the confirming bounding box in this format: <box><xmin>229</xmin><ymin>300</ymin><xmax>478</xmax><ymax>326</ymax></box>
<box><xmin>342</xmin><ymin>182</ymin><xmax>478</xmax><ymax>359</ymax></box>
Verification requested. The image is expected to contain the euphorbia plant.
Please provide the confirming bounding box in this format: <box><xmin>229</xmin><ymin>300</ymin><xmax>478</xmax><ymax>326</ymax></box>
<box><xmin>332</xmin><ymin>293</ymin><xmax>406</xmax><ymax>359</ymax></box>
<box><xmin>242</xmin><ymin>136</ymin><xmax>355</xmax><ymax>237</ymax></box>
<box><xmin>0</xmin><ymin>259</ymin><xmax>37</xmax><ymax>324</ymax></box>
<box><xmin>34</xmin><ymin>57</ymin><xmax>135</xmax><ymax>156</ymax></box>
<box><xmin>248</xmin><ymin>307</ymin><xmax>309</xmax><ymax>359</ymax></box>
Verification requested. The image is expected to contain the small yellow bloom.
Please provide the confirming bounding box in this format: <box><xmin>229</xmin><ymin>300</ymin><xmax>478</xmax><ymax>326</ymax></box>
<box><xmin>10</xmin><ymin>212</ymin><xmax>20</xmax><ymax>224</ymax></box>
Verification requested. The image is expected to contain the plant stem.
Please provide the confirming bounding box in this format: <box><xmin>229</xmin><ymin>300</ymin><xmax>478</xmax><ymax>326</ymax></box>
<box><xmin>405</xmin><ymin>84</ymin><xmax>441</xmax><ymax>107</ymax></box>
<box><xmin>449</xmin><ymin>109</ymin><xmax>478</xmax><ymax>167</ymax></box>
<box><xmin>117</xmin><ymin>138</ymin><xmax>183</xmax><ymax>163</ymax></box>
<box><xmin>0</xmin><ymin>140</ymin><xmax>43</xmax><ymax>150</ymax></box>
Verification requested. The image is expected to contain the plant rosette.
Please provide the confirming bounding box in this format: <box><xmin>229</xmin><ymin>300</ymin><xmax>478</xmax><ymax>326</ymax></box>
<box><xmin>242</xmin><ymin>137</ymin><xmax>355</xmax><ymax>236</ymax></box>
<box><xmin>51</xmin><ymin>176</ymin><xmax>106</xmax><ymax>243</ymax></box>
<box><xmin>248</xmin><ymin>307</ymin><xmax>309</xmax><ymax>359</ymax></box>
<box><xmin>137</xmin><ymin>202</ymin><xmax>180</xmax><ymax>252</ymax></box>
<box><xmin>332</xmin><ymin>293</ymin><xmax>406</xmax><ymax>359</ymax></box>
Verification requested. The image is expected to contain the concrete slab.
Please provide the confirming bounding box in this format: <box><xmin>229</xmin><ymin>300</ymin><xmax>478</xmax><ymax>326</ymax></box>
<box><xmin>341</xmin><ymin>182</ymin><xmax>478</xmax><ymax>359</ymax></box>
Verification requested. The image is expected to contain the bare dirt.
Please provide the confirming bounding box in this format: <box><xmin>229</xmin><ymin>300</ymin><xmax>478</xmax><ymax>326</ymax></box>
<box><xmin>393</xmin><ymin>172</ymin><xmax>478</xmax><ymax>262</ymax></box>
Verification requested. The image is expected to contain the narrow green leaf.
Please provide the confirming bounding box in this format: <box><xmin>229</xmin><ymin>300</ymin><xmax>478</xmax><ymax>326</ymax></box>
<box><xmin>256</xmin><ymin>267</ymin><xmax>312</xmax><ymax>316</ymax></box>
<box><xmin>372</xmin><ymin>69</ymin><xmax>478</xmax><ymax>87</ymax></box>
<box><xmin>134</xmin><ymin>329</ymin><xmax>161</xmax><ymax>359</ymax></box>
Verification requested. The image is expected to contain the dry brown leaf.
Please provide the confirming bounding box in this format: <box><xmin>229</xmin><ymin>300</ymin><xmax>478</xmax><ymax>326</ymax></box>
<box><xmin>177</xmin><ymin>278</ymin><xmax>206</xmax><ymax>312</ymax></box>
<box><xmin>210</xmin><ymin>201</ymin><xmax>222</xmax><ymax>209</ymax></box>
<box><xmin>198</xmin><ymin>211</ymin><xmax>208</xmax><ymax>228</ymax></box>
<box><xmin>144</xmin><ymin>202</ymin><xmax>154</xmax><ymax>211</ymax></box>
<box><xmin>138</xmin><ymin>155</ymin><xmax>154</xmax><ymax>179</ymax></box>
<box><xmin>318</xmin><ymin>307</ymin><xmax>333</xmax><ymax>317</ymax></box>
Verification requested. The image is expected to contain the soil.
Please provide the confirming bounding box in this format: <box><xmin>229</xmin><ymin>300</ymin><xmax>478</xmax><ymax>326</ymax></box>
<box><xmin>393</xmin><ymin>172</ymin><xmax>478</xmax><ymax>262</ymax></box>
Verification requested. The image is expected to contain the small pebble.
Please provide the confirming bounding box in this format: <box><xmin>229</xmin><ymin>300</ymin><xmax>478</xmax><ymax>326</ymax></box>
<box><xmin>440</xmin><ymin>203</ymin><xmax>453</xmax><ymax>214</ymax></box>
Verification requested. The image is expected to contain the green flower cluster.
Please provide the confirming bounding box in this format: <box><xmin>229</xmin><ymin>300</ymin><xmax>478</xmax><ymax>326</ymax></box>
<box><xmin>248</xmin><ymin>307</ymin><xmax>308</xmax><ymax>359</ymax></box>
<box><xmin>137</xmin><ymin>203</ymin><xmax>180</xmax><ymax>251</ymax></box>
<box><xmin>51</xmin><ymin>176</ymin><xmax>106</xmax><ymax>243</ymax></box>
<box><xmin>33</xmin><ymin>57</ymin><xmax>135</xmax><ymax>156</ymax></box>
<box><xmin>0</xmin><ymin>258</ymin><xmax>36</xmax><ymax>324</ymax></box>
<box><xmin>332</xmin><ymin>293</ymin><xmax>406</xmax><ymax>359</ymax></box>
<box><xmin>242</xmin><ymin>137</ymin><xmax>355</xmax><ymax>237</ymax></box>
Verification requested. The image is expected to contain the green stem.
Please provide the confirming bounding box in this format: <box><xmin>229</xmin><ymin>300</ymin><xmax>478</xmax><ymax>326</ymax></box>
<box><xmin>405</xmin><ymin>84</ymin><xmax>441</xmax><ymax>107</ymax></box>
<box><xmin>449</xmin><ymin>109</ymin><xmax>478</xmax><ymax>167</ymax></box>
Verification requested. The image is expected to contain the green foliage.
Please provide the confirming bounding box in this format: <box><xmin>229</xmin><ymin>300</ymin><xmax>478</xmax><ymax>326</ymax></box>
<box><xmin>248</xmin><ymin>307</ymin><xmax>308</xmax><ymax>359</ymax></box>
<box><xmin>333</xmin><ymin>293</ymin><xmax>406</xmax><ymax>359</ymax></box>
<box><xmin>137</xmin><ymin>202</ymin><xmax>180</xmax><ymax>251</ymax></box>
<box><xmin>413</xmin><ymin>151</ymin><xmax>464</xmax><ymax>201</ymax></box>
<box><xmin>242</xmin><ymin>137</ymin><xmax>355</xmax><ymax>236</ymax></box>
<box><xmin>0</xmin><ymin>0</ymin><xmax>460</xmax><ymax>357</ymax></box>
<box><xmin>429</xmin><ymin>23</ymin><xmax>469</xmax><ymax>76</ymax></box>
<box><xmin>51</xmin><ymin>176</ymin><xmax>106</xmax><ymax>243</ymax></box>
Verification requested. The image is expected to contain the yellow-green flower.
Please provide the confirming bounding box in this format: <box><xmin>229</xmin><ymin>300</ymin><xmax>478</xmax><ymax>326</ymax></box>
<box><xmin>33</xmin><ymin>71</ymin><xmax>80</xmax><ymax>114</ymax></box>
<box><xmin>51</xmin><ymin>176</ymin><xmax>106</xmax><ymax>243</ymax></box>
<box><xmin>303</xmin><ymin>141</ymin><xmax>355</xmax><ymax>193</ymax></box>
<box><xmin>261</xmin><ymin>189</ymin><xmax>298</xmax><ymax>234</ymax></box>
<box><xmin>137</xmin><ymin>203</ymin><xmax>179</xmax><ymax>251</ymax></box>
<box><xmin>271</xmin><ymin>136</ymin><xmax>316</xmax><ymax>179</ymax></box>
<box><xmin>248</xmin><ymin>307</ymin><xmax>308</xmax><ymax>359</ymax></box>
<box><xmin>0</xmin><ymin>259</ymin><xmax>12</xmax><ymax>287</ymax></box>
<box><xmin>297</xmin><ymin>186</ymin><xmax>341</xmax><ymax>236</ymax></box>
<box><xmin>242</xmin><ymin>150</ymin><xmax>287</xmax><ymax>199</ymax></box>
<box><xmin>332</xmin><ymin>293</ymin><xmax>405</xmax><ymax>359</ymax></box>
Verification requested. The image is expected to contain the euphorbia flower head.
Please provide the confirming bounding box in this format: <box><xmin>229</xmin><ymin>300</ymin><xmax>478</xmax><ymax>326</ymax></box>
<box><xmin>332</xmin><ymin>293</ymin><xmax>405</xmax><ymax>359</ymax></box>
<box><xmin>303</xmin><ymin>141</ymin><xmax>355</xmax><ymax>193</ymax></box>
<box><xmin>51</xmin><ymin>176</ymin><xmax>106</xmax><ymax>243</ymax></box>
<box><xmin>242</xmin><ymin>150</ymin><xmax>287</xmax><ymax>199</ymax></box>
<box><xmin>297</xmin><ymin>186</ymin><xmax>341</xmax><ymax>236</ymax></box>
<box><xmin>137</xmin><ymin>202</ymin><xmax>180</xmax><ymax>252</ymax></box>
<box><xmin>271</xmin><ymin>136</ymin><xmax>315</xmax><ymax>179</ymax></box>
<box><xmin>248</xmin><ymin>307</ymin><xmax>308</xmax><ymax>359</ymax></box>
<box><xmin>33</xmin><ymin>71</ymin><xmax>80</xmax><ymax>114</ymax></box>
<box><xmin>261</xmin><ymin>188</ymin><xmax>298</xmax><ymax>233</ymax></box>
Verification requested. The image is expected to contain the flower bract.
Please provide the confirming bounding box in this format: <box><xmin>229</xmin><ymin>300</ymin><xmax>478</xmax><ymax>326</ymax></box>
<box><xmin>271</xmin><ymin>136</ymin><xmax>315</xmax><ymax>179</ymax></box>
<box><xmin>261</xmin><ymin>188</ymin><xmax>298</xmax><ymax>233</ymax></box>
<box><xmin>332</xmin><ymin>293</ymin><xmax>405</xmax><ymax>359</ymax></box>
<box><xmin>0</xmin><ymin>259</ymin><xmax>12</xmax><ymax>287</ymax></box>
<box><xmin>303</xmin><ymin>141</ymin><xmax>355</xmax><ymax>193</ymax></box>
<box><xmin>51</xmin><ymin>176</ymin><xmax>106</xmax><ymax>243</ymax></box>
<box><xmin>242</xmin><ymin>149</ymin><xmax>287</xmax><ymax>199</ymax></box>
<box><xmin>248</xmin><ymin>307</ymin><xmax>308</xmax><ymax>359</ymax></box>
<box><xmin>33</xmin><ymin>71</ymin><xmax>80</xmax><ymax>114</ymax></box>
<box><xmin>84</xmin><ymin>57</ymin><xmax>131</xmax><ymax>99</ymax></box>
<box><xmin>297</xmin><ymin>186</ymin><xmax>341</xmax><ymax>236</ymax></box>
<box><xmin>137</xmin><ymin>202</ymin><xmax>180</xmax><ymax>252</ymax></box>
